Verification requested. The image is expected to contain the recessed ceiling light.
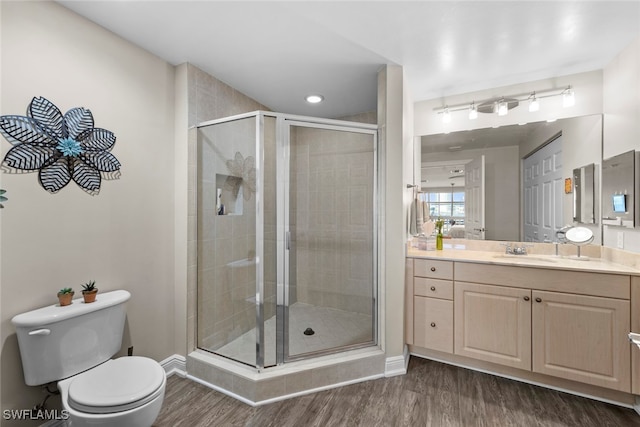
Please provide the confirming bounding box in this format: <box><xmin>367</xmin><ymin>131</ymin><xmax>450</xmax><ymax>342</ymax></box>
<box><xmin>305</xmin><ymin>95</ymin><xmax>324</xmax><ymax>104</ymax></box>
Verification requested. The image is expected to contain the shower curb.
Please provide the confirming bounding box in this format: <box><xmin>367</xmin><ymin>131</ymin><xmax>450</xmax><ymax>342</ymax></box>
<box><xmin>186</xmin><ymin>347</ymin><xmax>386</xmax><ymax>404</ymax></box>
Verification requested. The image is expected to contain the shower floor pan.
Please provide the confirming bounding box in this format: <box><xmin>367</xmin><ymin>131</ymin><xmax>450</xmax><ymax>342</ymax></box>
<box><xmin>214</xmin><ymin>302</ymin><xmax>373</xmax><ymax>366</ymax></box>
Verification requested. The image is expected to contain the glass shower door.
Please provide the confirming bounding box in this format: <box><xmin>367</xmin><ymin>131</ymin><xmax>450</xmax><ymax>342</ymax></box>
<box><xmin>196</xmin><ymin>113</ymin><xmax>277</xmax><ymax>369</ymax></box>
<box><xmin>283</xmin><ymin>120</ymin><xmax>377</xmax><ymax>361</ymax></box>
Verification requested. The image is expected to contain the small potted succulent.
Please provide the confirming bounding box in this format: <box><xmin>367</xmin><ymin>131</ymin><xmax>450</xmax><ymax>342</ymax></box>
<box><xmin>81</xmin><ymin>280</ymin><xmax>98</xmax><ymax>304</ymax></box>
<box><xmin>57</xmin><ymin>288</ymin><xmax>74</xmax><ymax>306</ymax></box>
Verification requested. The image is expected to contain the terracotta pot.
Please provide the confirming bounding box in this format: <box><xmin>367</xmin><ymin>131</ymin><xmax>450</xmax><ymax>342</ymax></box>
<box><xmin>57</xmin><ymin>292</ymin><xmax>74</xmax><ymax>306</ymax></box>
<box><xmin>82</xmin><ymin>289</ymin><xmax>98</xmax><ymax>304</ymax></box>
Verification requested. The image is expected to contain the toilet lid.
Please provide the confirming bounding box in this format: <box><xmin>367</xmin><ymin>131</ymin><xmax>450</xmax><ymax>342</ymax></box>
<box><xmin>68</xmin><ymin>357</ymin><xmax>164</xmax><ymax>414</ymax></box>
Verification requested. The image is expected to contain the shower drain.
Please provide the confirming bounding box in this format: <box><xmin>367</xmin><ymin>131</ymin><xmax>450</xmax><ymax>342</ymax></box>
<box><xmin>303</xmin><ymin>327</ymin><xmax>315</xmax><ymax>336</ymax></box>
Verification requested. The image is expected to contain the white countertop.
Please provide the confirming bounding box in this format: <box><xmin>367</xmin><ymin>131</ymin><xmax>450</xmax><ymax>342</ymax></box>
<box><xmin>407</xmin><ymin>246</ymin><xmax>640</xmax><ymax>276</ymax></box>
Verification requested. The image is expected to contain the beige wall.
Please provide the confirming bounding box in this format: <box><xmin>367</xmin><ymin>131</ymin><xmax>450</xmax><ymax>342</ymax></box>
<box><xmin>1</xmin><ymin>1</ymin><xmax>176</xmax><ymax>422</ymax></box>
<box><xmin>603</xmin><ymin>36</ymin><xmax>640</xmax><ymax>253</ymax></box>
<box><xmin>378</xmin><ymin>65</ymin><xmax>408</xmax><ymax>362</ymax></box>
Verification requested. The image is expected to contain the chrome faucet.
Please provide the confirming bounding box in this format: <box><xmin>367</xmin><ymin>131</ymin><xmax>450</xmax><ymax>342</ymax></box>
<box><xmin>501</xmin><ymin>242</ymin><xmax>533</xmax><ymax>255</ymax></box>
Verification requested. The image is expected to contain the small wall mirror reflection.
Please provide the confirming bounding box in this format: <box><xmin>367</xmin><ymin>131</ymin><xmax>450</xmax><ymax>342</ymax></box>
<box><xmin>602</xmin><ymin>150</ymin><xmax>636</xmax><ymax>228</ymax></box>
<box><xmin>572</xmin><ymin>163</ymin><xmax>595</xmax><ymax>224</ymax></box>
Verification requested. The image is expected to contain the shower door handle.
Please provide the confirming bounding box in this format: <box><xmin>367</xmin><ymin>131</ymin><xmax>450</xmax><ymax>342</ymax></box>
<box><xmin>286</xmin><ymin>231</ymin><xmax>290</xmax><ymax>250</ymax></box>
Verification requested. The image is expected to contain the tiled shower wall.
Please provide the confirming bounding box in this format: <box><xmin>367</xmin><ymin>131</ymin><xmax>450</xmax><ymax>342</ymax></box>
<box><xmin>289</xmin><ymin>124</ymin><xmax>376</xmax><ymax>316</ymax></box>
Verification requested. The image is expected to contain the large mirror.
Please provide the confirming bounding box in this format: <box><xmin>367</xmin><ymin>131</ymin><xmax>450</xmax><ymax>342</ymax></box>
<box><xmin>419</xmin><ymin>114</ymin><xmax>602</xmax><ymax>243</ymax></box>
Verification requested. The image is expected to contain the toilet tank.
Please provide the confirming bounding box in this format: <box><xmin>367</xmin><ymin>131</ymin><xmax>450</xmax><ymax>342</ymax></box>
<box><xmin>11</xmin><ymin>290</ymin><xmax>131</xmax><ymax>386</ymax></box>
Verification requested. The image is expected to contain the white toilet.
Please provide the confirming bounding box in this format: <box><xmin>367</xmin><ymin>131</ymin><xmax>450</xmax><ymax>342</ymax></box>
<box><xmin>11</xmin><ymin>290</ymin><xmax>166</xmax><ymax>427</ymax></box>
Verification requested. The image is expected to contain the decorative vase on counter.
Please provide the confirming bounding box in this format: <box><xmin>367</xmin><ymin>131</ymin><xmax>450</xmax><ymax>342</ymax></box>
<box><xmin>435</xmin><ymin>218</ymin><xmax>445</xmax><ymax>250</ymax></box>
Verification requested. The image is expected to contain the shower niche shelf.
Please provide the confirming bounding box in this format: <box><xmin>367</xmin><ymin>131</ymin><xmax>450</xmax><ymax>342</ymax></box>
<box><xmin>216</xmin><ymin>173</ymin><xmax>243</xmax><ymax>216</ymax></box>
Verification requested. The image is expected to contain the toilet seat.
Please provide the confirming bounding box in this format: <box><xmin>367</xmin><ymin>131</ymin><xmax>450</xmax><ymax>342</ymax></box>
<box><xmin>67</xmin><ymin>357</ymin><xmax>164</xmax><ymax>414</ymax></box>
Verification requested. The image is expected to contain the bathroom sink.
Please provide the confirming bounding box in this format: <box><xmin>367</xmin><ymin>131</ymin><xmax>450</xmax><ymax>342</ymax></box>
<box><xmin>492</xmin><ymin>254</ymin><xmax>557</xmax><ymax>263</ymax></box>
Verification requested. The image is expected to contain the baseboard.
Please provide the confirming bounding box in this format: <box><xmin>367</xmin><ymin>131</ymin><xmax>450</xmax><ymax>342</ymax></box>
<box><xmin>160</xmin><ymin>354</ymin><xmax>187</xmax><ymax>377</ymax></box>
<box><xmin>384</xmin><ymin>345</ymin><xmax>409</xmax><ymax>377</ymax></box>
<box><xmin>635</xmin><ymin>395</ymin><xmax>640</xmax><ymax>416</ymax></box>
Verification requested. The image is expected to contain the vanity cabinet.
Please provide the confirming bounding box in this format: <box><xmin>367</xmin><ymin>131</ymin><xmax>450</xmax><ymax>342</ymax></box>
<box><xmin>411</xmin><ymin>259</ymin><xmax>454</xmax><ymax>353</ymax></box>
<box><xmin>452</xmin><ymin>263</ymin><xmax>631</xmax><ymax>392</ymax></box>
<box><xmin>407</xmin><ymin>256</ymin><xmax>635</xmax><ymax>394</ymax></box>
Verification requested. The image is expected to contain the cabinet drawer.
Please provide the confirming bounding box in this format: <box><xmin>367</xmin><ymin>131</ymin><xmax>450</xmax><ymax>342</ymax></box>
<box><xmin>414</xmin><ymin>259</ymin><xmax>453</xmax><ymax>280</ymax></box>
<box><xmin>414</xmin><ymin>296</ymin><xmax>453</xmax><ymax>353</ymax></box>
<box><xmin>415</xmin><ymin>278</ymin><xmax>453</xmax><ymax>300</ymax></box>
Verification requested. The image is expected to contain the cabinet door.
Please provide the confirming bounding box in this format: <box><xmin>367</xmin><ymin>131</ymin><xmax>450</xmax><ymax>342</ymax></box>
<box><xmin>532</xmin><ymin>291</ymin><xmax>631</xmax><ymax>392</ymax></box>
<box><xmin>414</xmin><ymin>296</ymin><xmax>453</xmax><ymax>353</ymax></box>
<box><xmin>455</xmin><ymin>282</ymin><xmax>531</xmax><ymax>370</ymax></box>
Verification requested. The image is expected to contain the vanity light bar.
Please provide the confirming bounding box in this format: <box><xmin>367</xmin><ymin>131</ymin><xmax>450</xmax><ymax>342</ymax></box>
<box><xmin>436</xmin><ymin>85</ymin><xmax>574</xmax><ymax>122</ymax></box>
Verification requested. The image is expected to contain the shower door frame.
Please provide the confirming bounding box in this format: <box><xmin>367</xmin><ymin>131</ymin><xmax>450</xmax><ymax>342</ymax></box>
<box><xmin>277</xmin><ymin>115</ymin><xmax>379</xmax><ymax>365</ymax></box>
<box><xmin>195</xmin><ymin>111</ymin><xmax>379</xmax><ymax>370</ymax></box>
<box><xmin>195</xmin><ymin>112</ymin><xmax>269</xmax><ymax>369</ymax></box>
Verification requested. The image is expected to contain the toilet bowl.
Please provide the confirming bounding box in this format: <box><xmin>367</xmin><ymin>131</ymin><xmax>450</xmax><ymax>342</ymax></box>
<box><xmin>57</xmin><ymin>356</ymin><xmax>166</xmax><ymax>427</ymax></box>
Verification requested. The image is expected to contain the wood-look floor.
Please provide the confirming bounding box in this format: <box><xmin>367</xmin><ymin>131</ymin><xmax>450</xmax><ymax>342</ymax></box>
<box><xmin>153</xmin><ymin>357</ymin><xmax>640</xmax><ymax>426</ymax></box>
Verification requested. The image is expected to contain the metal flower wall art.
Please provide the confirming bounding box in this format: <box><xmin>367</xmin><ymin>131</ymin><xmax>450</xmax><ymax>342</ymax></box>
<box><xmin>225</xmin><ymin>151</ymin><xmax>256</xmax><ymax>200</ymax></box>
<box><xmin>0</xmin><ymin>97</ymin><xmax>121</xmax><ymax>195</ymax></box>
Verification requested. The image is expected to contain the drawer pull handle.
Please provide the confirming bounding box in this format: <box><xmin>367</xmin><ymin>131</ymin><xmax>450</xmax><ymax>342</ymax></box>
<box><xmin>430</xmin><ymin>267</ymin><xmax>436</xmax><ymax>272</ymax></box>
<box><xmin>523</xmin><ymin>296</ymin><xmax>530</xmax><ymax>301</ymax></box>
<box><xmin>535</xmin><ymin>297</ymin><xmax>542</xmax><ymax>303</ymax></box>
<box><xmin>430</xmin><ymin>322</ymin><xmax>436</xmax><ymax>328</ymax></box>
<box><xmin>430</xmin><ymin>286</ymin><xmax>436</xmax><ymax>291</ymax></box>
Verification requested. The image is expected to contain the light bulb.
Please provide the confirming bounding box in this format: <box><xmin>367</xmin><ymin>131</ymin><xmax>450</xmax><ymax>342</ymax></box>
<box><xmin>442</xmin><ymin>108</ymin><xmax>451</xmax><ymax>123</ymax></box>
<box><xmin>497</xmin><ymin>99</ymin><xmax>508</xmax><ymax>116</ymax></box>
<box><xmin>468</xmin><ymin>103</ymin><xmax>478</xmax><ymax>120</ymax></box>
<box><xmin>562</xmin><ymin>87</ymin><xmax>575</xmax><ymax>107</ymax></box>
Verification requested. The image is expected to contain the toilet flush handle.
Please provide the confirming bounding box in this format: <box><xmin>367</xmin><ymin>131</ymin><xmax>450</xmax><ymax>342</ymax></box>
<box><xmin>28</xmin><ymin>329</ymin><xmax>50</xmax><ymax>336</ymax></box>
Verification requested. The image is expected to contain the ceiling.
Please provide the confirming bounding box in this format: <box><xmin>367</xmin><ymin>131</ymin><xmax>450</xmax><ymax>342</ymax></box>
<box><xmin>58</xmin><ymin>1</ymin><xmax>640</xmax><ymax>119</ymax></box>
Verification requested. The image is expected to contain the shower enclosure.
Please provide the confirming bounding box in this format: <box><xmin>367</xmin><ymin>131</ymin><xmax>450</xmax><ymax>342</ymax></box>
<box><xmin>195</xmin><ymin>112</ymin><xmax>378</xmax><ymax>369</ymax></box>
